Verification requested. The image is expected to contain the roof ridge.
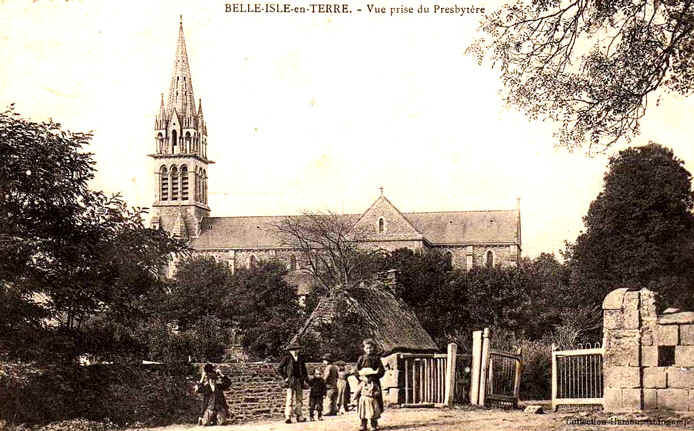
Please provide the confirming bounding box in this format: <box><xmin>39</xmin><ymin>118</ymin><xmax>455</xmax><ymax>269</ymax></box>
<box><xmin>202</xmin><ymin>214</ymin><xmax>361</xmax><ymax>220</ymax></box>
<box><xmin>405</xmin><ymin>209</ymin><xmax>517</xmax><ymax>215</ymax></box>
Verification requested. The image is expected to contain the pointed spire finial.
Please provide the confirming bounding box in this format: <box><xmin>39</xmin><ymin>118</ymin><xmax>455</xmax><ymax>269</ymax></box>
<box><xmin>180</xmin><ymin>15</ymin><xmax>183</xmax><ymax>26</ymax></box>
<box><xmin>379</xmin><ymin>186</ymin><xmax>384</xmax><ymax>196</ymax></box>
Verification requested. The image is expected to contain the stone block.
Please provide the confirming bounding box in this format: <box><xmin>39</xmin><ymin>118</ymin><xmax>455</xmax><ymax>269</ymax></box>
<box><xmin>622</xmin><ymin>389</ymin><xmax>642</xmax><ymax>410</ymax></box>
<box><xmin>605</xmin><ymin>332</ymin><xmax>640</xmax><ymax>367</ymax></box>
<box><xmin>659</xmin><ymin>312</ymin><xmax>694</xmax><ymax>325</ymax></box>
<box><xmin>643</xmin><ymin>389</ymin><xmax>657</xmax><ymax>410</ymax></box>
<box><xmin>658</xmin><ymin>389</ymin><xmax>689</xmax><ymax>411</ymax></box>
<box><xmin>641</xmin><ymin>326</ymin><xmax>654</xmax><ymax>346</ymax></box>
<box><xmin>603</xmin><ymin>288</ymin><xmax>628</xmax><ymax>310</ymax></box>
<box><xmin>676</xmin><ymin>347</ymin><xmax>694</xmax><ymax>367</ymax></box>
<box><xmin>681</xmin><ymin>325</ymin><xmax>694</xmax><ymax>345</ymax></box>
<box><xmin>383</xmin><ymin>387</ymin><xmax>403</xmax><ymax>406</ymax></box>
<box><xmin>604</xmin><ymin>388</ymin><xmax>622</xmax><ymax>411</ymax></box>
<box><xmin>643</xmin><ymin>367</ymin><xmax>667</xmax><ymax>388</ymax></box>
<box><xmin>524</xmin><ymin>405</ymin><xmax>544</xmax><ymax>414</ymax></box>
<box><xmin>667</xmin><ymin>367</ymin><xmax>694</xmax><ymax>388</ymax></box>
<box><xmin>642</xmin><ymin>346</ymin><xmax>659</xmax><ymax>367</ymax></box>
<box><xmin>604</xmin><ymin>366</ymin><xmax>640</xmax><ymax>389</ymax></box>
<box><xmin>380</xmin><ymin>370</ymin><xmax>401</xmax><ymax>389</ymax></box>
<box><xmin>657</xmin><ymin>325</ymin><xmax>678</xmax><ymax>346</ymax></box>
<box><xmin>623</xmin><ymin>291</ymin><xmax>640</xmax><ymax>330</ymax></box>
<box><xmin>604</xmin><ymin>310</ymin><xmax>624</xmax><ymax>330</ymax></box>
<box><xmin>381</xmin><ymin>353</ymin><xmax>399</xmax><ymax>371</ymax></box>
<box><xmin>640</xmin><ymin>289</ymin><xmax>657</xmax><ymax>319</ymax></box>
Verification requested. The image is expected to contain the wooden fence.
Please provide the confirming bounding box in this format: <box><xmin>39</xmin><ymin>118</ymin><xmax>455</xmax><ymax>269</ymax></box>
<box><xmin>398</xmin><ymin>343</ymin><xmax>460</xmax><ymax>407</ymax></box>
<box><xmin>401</xmin><ymin>353</ymin><xmax>448</xmax><ymax>405</ymax></box>
<box><xmin>551</xmin><ymin>343</ymin><xmax>604</xmax><ymax>410</ymax></box>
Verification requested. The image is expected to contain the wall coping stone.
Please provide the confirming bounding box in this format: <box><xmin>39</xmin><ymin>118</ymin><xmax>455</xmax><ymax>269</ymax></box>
<box><xmin>658</xmin><ymin>312</ymin><xmax>694</xmax><ymax>325</ymax></box>
<box><xmin>603</xmin><ymin>288</ymin><xmax>638</xmax><ymax>310</ymax></box>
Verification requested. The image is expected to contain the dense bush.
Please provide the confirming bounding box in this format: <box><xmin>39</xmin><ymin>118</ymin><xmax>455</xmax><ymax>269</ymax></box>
<box><xmin>0</xmin><ymin>362</ymin><xmax>198</xmax><ymax>428</ymax></box>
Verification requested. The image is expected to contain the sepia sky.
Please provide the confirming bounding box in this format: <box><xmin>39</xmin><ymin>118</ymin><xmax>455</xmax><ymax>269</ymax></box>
<box><xmin>2</xmin><ymin>0</ymin><xmax>694</xmax><ymax>258</ymax></box>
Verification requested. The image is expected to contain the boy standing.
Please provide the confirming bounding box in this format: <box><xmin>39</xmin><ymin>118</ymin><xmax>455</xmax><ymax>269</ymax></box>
<box><xmin>308</xmin><ymin>368</ymin><xmax>327</xmax><ymax>420</ymax></box>
<box><xmin>322</xmin><ymin>353</ymin><xmax>339</xmax><ymax>415</ymax></box>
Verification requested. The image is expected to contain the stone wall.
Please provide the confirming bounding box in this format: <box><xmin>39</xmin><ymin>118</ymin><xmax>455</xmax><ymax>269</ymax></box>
<box><xmin>211</xmin><ymin>362</ymin><xmax>356</xmax><ymax>423</ymax></box>
<box><xmin>602</xmin><ymin>288</ymin><xmax>694</xmax><ymax>411</ymax></box>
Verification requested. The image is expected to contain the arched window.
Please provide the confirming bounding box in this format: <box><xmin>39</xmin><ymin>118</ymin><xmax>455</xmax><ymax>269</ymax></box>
<box><xmin>290</xmin><ymin>255</ymin><xmax>297</xmax><ymax>271</ymax></box>
<box><xmin>378</xmin><ymin>217</ymin><xmax>385</xmax><ymax>233</ymax></box>
<box><xmin>486</xmin><ymin>250</ymin><xmax>494</xmax><ymax>268</ymax></box>
<box><xmin>203</xmin><ymin>169</ymin><xmax>207</xmax><ymax>204</ymax></box>
<box><xmin>157</xmin><ymin>133</ymin><xmax>164</xmax><ymax>153</ymax></box>
<box><xmin>160</xmin><ymin>166</ymin><xmax>168</xmax><ymax>201</ymax></box>
<box><xmin>185</xmin><ymin>132</ymin><xmax>191</xmax><ymax>153</ymax></box>
<box><xmin>180</xmin><ymin>165</ymin><xmax>189</xmax><ymax>201</ymax></box>
<box><xmin>446</xmin><ymin>251</ymin><xmax>453</xmax><ymax>268</ymax></box>
<box><xmin>250</xmin><ymin>255</ymin><xmax>257</xmax><ymax>269</ymax></box>
<box><xmin>171</xmin><ymin>129</ymin><xmax>178</xmax><ymax>153</ymax></box>
<box><xmin>170</xmin><ymin>166</ymin><xmax>179</xmax><ymax>201</ymax></box>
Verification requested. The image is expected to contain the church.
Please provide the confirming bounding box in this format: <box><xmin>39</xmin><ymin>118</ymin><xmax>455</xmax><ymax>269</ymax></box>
<box><xmin>149</xmin><ymin>19</ymin><xmax>522</xmax><ymax>281</ymax></box>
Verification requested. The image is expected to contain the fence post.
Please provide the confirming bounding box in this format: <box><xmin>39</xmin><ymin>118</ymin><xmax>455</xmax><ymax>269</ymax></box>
<box><xmin>444</xmin><ymin>343</ymin><xmax>457</xmax><ymax>407</ymax></box>
<box><xmin>551</xmin><ymin>343</ymin><xmax>557</xmax><ymax>411</ymax></box>
<box><xmin>513</xmin><ymin>346</ymin><xmax>522</xmax><ymax>408</ymax></box>
<box><xmin>478</xmin><ymin>328</ymin><xmax>491</xmax><ymax>407</ymax></box>
<box><xmin>470</xmin><ymin>330</ymin><xmax>482</xmax><ymax>405</ymax></box>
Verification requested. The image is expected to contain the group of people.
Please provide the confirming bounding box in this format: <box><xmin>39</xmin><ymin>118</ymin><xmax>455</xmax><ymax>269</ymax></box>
<box><xmin>278</xmin><ymin>338</ymin><xmax>385</xmax><ymax>431</ymax></box>
<box><xmin>193</xmin><ymin>338</ymin><xmax>385</xmax><ymax>431</ymax></box>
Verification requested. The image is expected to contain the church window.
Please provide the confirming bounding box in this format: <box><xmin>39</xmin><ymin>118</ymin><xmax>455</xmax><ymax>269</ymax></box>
<box><xmin>170</xmin><ymin>166</ymin><xmax>179</xmax><ymax>201</ymax></box>
<box><xmin>185</xmin><ymin>133</ymin><xmax>191</xmax><ymax>153</ymax></box>
<box><xmin>160</xmin><ymin>166</ymin><xmax>168</xmax><ymax>201</ymax></box>
<box><xmin>378</xmin><ymin>217</ymin><xmax>385</xmax><ymax>233</ymax></box>
<box><xmin>171</xmin><ymin>130</ymin><xmax>178</xmax><ymax>153</ymax></box>
<box><xmin>181</xmin><ymin>165</ymin><xmax>189</xmax><ymax>200</ymax></box>
<box><xmin>485</xmin><ymin>250</ymin><xmax>494</xmax><ymax>268</ymax></box>
<box><xmin>446</xmin><ymin>251</ymin><xmax>453</xmax><ymax>268</ymax></box>
<box><xmin>203</xmin><ymin>169</ymin><xmax>207</xmax><ymax>204</ymax></box>
<box><xmin>290</xmin><ymin>255</ymin><xmax>297</xmax><ymax>271</ymax></box>
<box><xmin>195</xmin><ymin>169</ymin><xmax>200</xmax><ymax>202</ymax></box>
<box><xmin>157</xmin><ymin>133</ymin><xmax>164</xmax><ymax>153</ymax></box>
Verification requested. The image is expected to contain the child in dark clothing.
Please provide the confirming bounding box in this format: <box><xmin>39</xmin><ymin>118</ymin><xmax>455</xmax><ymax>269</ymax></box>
<box><xmin>308</xmin><ymin>369</ymin><xmax>327</xmax><ymax>421</ymax></box>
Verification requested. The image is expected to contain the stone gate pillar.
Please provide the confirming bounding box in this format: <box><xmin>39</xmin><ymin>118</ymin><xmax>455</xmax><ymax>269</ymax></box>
<box><xmin>602</xmin><ymin>287</ymin><xmax>642</xmax><ymax>411</ymax></box>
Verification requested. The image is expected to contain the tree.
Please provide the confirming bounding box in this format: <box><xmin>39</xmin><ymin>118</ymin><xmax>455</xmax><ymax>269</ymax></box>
<box><xmin>165</xmin><ymin>255</ymin><xmax>234</xmax><ymax>331</ymax></box>
<box><xmin>0</xmin><ymin>107</ymin><xmax>187</xmax><ymax>361</ymax></box>
<box><xmin>271</xmin><ymin>212</ymin><xmax>386</xmax><ymax>295</ymax></box>
<box><xmin>565</xmin><ymin>143</ymin><xmax>694</xmax><ymax>311</ymax></box>
<box><xmin>383</xmin><ymin>248</ymin><xmax>452</xmax><ymax>308</ymax></box>
<box><xmin>230</xmin><ymin>260</ymin><xmax>306</xmax><ymax>359</ymax></box>
<box><xmin>468</xmin><ymin>1</ymin><xmax>694</xmax><ymax>152</ymax></box>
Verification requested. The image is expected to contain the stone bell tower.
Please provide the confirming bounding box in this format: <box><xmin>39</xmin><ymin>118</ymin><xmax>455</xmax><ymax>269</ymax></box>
<box><xmin>149</xmin><ymin>16</ymin><xmax>213</xmax><ymax>239</ymax></box>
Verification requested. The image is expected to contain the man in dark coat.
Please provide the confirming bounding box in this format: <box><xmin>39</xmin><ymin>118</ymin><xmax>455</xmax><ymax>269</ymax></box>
<box><xmin>277</xmin><ymin>342</ymin><xmax>309</xmax><ymax>423</ymax></box>
<box><xmin>195</xmin><ymin>363</ymin><xmax>232</xmax><ymax>426</ymax></box>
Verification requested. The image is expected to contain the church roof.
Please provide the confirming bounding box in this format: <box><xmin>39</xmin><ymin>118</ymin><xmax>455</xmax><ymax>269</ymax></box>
<box><xmin>190</xmin><ymin>201</ymin><xmax>520</xmax><ymax>250</ymax></box>
<box><xmin>406</xmin><ymin>209</ymin><xmax>519</xmax><ymax>245</ymax></box>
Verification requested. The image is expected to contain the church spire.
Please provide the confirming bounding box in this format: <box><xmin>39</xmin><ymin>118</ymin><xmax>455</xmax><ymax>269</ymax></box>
<box><xmin>166</xmin><ymin>16</ymin><xmax>196</xmax><ymax>117</ymax></box>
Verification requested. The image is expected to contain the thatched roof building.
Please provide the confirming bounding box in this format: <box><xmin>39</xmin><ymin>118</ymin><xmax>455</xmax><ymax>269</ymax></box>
<box><xmin>292</xmin><ymin>274</ymin><xmax>438</xmax><ymax>355</ymax></box>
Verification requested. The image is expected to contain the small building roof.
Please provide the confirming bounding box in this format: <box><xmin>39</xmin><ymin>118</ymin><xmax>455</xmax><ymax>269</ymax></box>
<box><xmin>291</xmin><ymin>280</ymin><xmax>439</xmax><ymax>355</ymax></box>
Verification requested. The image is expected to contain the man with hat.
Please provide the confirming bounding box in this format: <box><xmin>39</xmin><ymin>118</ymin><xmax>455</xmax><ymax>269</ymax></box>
<box><xmin>277</xmin><ymin>341</ymin><xmax>309</xmax><ymax>423</ymax></box>
<box><xmin>322</xmin><ymin>352</ymin><xmax>340</xmax><ymax>415</ymax></box>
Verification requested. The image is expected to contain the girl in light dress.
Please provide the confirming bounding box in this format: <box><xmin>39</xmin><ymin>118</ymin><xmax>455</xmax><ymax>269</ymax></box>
<box><xmin>354</xmin><ymin>338</ymin><xmax>385</xmax><ymax>431</ymax></box>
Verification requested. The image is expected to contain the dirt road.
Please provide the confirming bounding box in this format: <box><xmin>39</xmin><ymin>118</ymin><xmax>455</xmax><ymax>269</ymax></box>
<box><xmin>130</xmin><ymin>406</ymin><xmax>694</xmax><ymax>431</ymax></box>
